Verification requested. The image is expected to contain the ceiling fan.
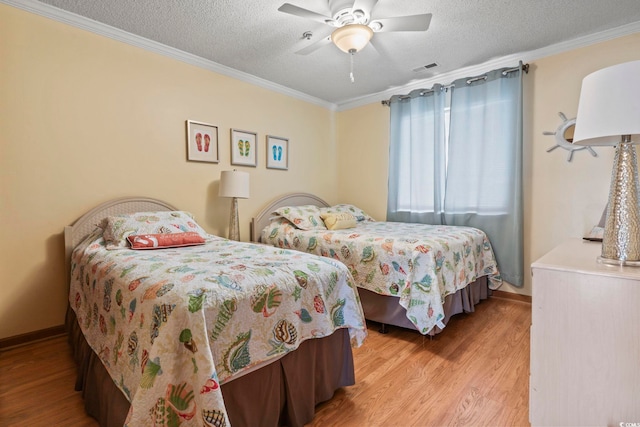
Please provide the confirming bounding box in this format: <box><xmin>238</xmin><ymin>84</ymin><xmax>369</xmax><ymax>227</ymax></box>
<box><xmin>278</xmin><ymin>0</ymin><xmax>432</xmax><ymax>56</ymax></box>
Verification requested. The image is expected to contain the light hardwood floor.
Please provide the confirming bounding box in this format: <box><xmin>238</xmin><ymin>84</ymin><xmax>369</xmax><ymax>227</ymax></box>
<box><xmin>0</xmin><ymin>297</ymin><xmax>531</xmax><ymax>427</ymax></box>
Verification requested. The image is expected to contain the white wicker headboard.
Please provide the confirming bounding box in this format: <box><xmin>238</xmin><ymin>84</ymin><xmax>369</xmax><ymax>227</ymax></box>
<box><xmin>250</xmin><ymin>192</ymin><xmax>330</xmax><ymax>242</ymax></box>
<box><xmin>64</xmin><ymin>197</ymin><xmax>177</xmax><ymax>282</ymax></box>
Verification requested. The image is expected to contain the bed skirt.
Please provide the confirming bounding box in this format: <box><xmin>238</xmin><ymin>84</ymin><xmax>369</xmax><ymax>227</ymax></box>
<box><xmin>65</xmin><ymin>306</ymin><xmax>355</xmax><ymax>427</ymax></box>
<box><xmin>358</xmin><ymin>276</ymin><xmax>489</xmax><ymax>334</ymax></box>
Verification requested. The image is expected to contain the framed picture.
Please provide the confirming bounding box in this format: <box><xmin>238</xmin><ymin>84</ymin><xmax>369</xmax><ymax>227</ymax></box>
<box><xmin>266</xmin><ymin>135</ymin><xmax>289</xmax><ymax>170</ymax></box>
<box><xmin>231</xmin><ymin>129</ymin><xmax>257</xmax><ymax>167</ymax></box>
<box><xmin>186</xmin><ymin>120</ymin><xmax>218</xmax><ymax>163</ymax></box>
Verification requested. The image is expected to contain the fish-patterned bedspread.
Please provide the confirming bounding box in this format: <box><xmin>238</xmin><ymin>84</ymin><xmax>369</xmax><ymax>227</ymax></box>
<box><xmin>69</xmin><ymin>230</ymin><xmax>367</xmax><ymax>427</ymax></box>
<box><xmin>261</xmin><ymin>220</ymin><xmax>502</xmax><ymax>335</ymax></box>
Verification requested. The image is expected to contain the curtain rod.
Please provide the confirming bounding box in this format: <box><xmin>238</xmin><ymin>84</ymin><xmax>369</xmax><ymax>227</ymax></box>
<box><xmin>381</xmin><ymin>63</ymin><xmax>529</xmax><ymax>106</ymax></box>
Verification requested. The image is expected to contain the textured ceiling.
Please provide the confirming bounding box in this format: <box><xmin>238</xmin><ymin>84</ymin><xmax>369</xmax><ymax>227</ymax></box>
<box><xmin>27</xmin><ymin>0</ymin><xmax>640</xmax><ymax>106</ymax></box>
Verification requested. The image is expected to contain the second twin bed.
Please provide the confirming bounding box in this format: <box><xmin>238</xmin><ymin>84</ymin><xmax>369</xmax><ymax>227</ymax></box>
<box><xmin>251</xmin><ymin>193</ymin><xmax>502</xmax><ymax>336</ymax></box>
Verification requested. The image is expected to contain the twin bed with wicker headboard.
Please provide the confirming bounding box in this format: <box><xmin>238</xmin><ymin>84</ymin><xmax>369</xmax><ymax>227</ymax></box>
<box><xmin>64</xmin><ymin>196</ymin><xmax>366</xmax><ymax>427</ymax></box>
<box><xmin>251</xmin><ymin>193</ymin><xmax>502</xmax><ymax>335</ymax></box>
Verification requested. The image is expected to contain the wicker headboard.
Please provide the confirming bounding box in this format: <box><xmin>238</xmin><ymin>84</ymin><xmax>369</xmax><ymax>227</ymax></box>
<box><xmin>64</xmin><ymin>197</ymin><xmax>178</xmax><ymax>282</ymax></box>
<box><xmin>250</xmin><ymin>193</ymin><xmax>330</xmax><ymax>242</ymax></box>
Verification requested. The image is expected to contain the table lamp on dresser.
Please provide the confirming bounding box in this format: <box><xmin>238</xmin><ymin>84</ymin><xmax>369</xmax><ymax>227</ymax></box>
<box><xmin>218</xmin><ymin>170</ymin><xmax>250</xmax><ymax>241</ymax></box>
<box><xmin>573</xmin><ymin>60</ymin><xmax>640</xmax><ymax>266</ymax></box>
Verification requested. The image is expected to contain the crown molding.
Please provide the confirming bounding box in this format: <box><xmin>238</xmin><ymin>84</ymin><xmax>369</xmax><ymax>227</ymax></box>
<box><xmin>4</xmin><ymin>0</ymin><xmax>639</xmax><ymax>113</ymax></box>
<box><xmin>336</xmin><ymin>21</ymin><xmax>640</xmax><ymax>111</ymax></box>
<box><xmin>2</xmin><ymin>0</ymin><xmax>338</xmax><ymax>111</ymax></box>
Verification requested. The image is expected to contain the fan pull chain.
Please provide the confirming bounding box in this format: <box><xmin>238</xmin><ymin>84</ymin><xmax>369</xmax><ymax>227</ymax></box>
<box><xmin>349</xmin><ymin>49</ymin><xmax>355</xmax><ymax>83</ymax></box>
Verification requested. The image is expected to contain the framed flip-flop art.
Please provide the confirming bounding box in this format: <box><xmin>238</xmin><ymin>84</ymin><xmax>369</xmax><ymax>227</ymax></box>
<box><xmin>266</xmin><ymin>135</ymin><xmax>288</xmax><ymax>170</ymax></box>
<box><xmin>231</xmin><ymin>129</ymin><xmax>257</xmax><ymax>167</ymax></box>
<box><xmin>186</xmin><ymin>120</ymin><xmax>219</xmax><ymax>163</ymax></box>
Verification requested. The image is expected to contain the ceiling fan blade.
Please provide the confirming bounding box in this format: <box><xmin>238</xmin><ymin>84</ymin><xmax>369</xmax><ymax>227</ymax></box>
<box><xmin>295</xmin><ymin>35</ymin><xmax>332</xmax><ymax>55</ymax></box>
<box><xmin>352</xmin><ymin>0</ymin><xmax>379</xmax><ymax>15</ymax></box>
<box><xmin>278</xmin><ymin>4</ymin><xmax>331</xmax><ymax>25</ymax></box>
<box><xmin>373</xmin><ymin>13</ymin><xmax>432</xmax><ymax>32</ymax></box>
<box><xmin>366</xmin><ymin>37</ymin><xmax>381</xmax><ymax>56</ymax></box>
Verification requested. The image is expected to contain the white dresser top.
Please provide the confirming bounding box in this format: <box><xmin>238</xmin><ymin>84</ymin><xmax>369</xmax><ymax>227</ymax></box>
<box><xmin>532</xmin><ymin>238</ymin><xmax>640</xmax><ymax>281</ymax></box>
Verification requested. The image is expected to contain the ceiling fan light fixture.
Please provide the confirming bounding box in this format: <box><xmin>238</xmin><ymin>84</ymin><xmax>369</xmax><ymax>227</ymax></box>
<box><xmin>352</xmin><ymin>9</ymin><xmax>366</xmax><ymax>22</ymax></box>
<box><xmin>331</xmin><ymin>24</ymin><xmax>373</xmax><ymax>53</ymax></box>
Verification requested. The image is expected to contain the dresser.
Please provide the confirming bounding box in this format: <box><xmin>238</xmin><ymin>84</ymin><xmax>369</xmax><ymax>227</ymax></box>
<box><xmin>530</xmin><ymin>238</ymin><xmax>640</xmax><ymax>426</ymax></box>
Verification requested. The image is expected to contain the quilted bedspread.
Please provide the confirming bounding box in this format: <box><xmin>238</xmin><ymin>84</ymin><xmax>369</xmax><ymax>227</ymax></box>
<box><xmin>262</xmin><ymin>220</ymin><xmax>502</xmax><ymax>335</ymax></box>
<box><xmin>69</xmin><ymin>230</ymin><xmax>367</xmax><ymax>426</ymax></box>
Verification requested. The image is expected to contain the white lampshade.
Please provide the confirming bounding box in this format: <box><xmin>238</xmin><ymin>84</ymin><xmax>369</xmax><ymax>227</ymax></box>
<box><xmin>573</xmin><ymin>60</ymin><xmax>640</xmax><ymax>146</ymax></box>
<box><xmin>331</xmin><ymin>24</ymin><xmax>373</xmax><ymax>53</ymax></box>
<box><xmin>218</xmin><ymin>170</ymin><xmax>250</xmax><ymax>199</ymax></box>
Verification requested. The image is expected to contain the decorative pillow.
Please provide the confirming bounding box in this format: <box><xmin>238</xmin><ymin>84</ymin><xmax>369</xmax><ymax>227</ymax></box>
<box><xmin>319</xmin><ymin>204</ymin><xmax>374</xmax><ymax>222</ymax></box>
<box><xmin>102</xmin><ymin>211</ymin><xmax>207</xmax><ymax>250</ymax></box>
<box><xmin>273</xmin><ymin>205</ymin><xmax>326</xmax><ymax>230</ymax></box>
<box><xmin>320</xmin><ymin>212</ymin><xmax>357</xmax><ymax>230</ymax></box>
<box><xmin>127</xmin><ymin>232</ymin><xmax>205</xmax><ymax>250</ymax></box>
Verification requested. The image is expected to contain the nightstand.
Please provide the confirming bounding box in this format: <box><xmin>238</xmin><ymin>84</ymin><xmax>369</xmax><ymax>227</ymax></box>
<box><xmin>529</xmin><ymin>238</ymin><xmax>640</xmax><ymax>426</ymax></box>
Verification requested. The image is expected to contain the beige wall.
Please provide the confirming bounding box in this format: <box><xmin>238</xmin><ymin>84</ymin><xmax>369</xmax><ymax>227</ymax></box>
<box><xmin>0</xmin><ymin>5</ymin><xmax>337</xmax><ymax>339</ymax></box>
<box><xmin>336</xmin><ymin>102</ymin><xmax>390</xmax><ymax>221</ymax></box>
<box><xmin>336</xmin><ymin>32</ymin><xmax>640</xmax><ymax>296</ymax></box>
<box><xmin>2</xmin><ymin>3</ymin><xmax>639</xmax><ymax>339</ymax></box>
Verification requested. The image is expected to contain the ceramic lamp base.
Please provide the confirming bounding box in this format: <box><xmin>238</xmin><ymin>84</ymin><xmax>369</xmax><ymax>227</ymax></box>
<box><xmin>228</xmin><ymin>197</ymin><xmax>240</xmax><ymax>241</ymax></box>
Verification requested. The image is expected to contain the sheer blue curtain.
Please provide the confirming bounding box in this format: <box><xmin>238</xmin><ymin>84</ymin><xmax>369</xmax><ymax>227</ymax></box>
<box><xmin>387</xmin><ymin>65</ymin><xmax>524</xmax><ymax>286</ymax></box>
<box><xmin>387</xmin><ymin>85</ymin><xmax>447</xmax><ymax>224</ymax></box>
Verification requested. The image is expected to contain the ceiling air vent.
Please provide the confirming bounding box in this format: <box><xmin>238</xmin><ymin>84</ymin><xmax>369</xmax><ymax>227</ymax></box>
<box><xmin>413</xmin><ymin>62</ymin><xmax>438</xmax><ymax>72</ymax></box>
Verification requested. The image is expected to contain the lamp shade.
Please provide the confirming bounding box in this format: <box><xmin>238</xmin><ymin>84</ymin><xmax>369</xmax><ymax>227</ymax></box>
<box><xmin>573</xmin><ymin>60</ymin><xmax>640</xmax><ymax>146</ymax></box>
<box><xmin>218</xmin><ymin>170</ymin><xmax>250</xmax><ymax>199</ymax></box>
<box><xmin>331</xmin><ymin>24</ymin><xmax>373</xmax><ymax>53</ymax></box>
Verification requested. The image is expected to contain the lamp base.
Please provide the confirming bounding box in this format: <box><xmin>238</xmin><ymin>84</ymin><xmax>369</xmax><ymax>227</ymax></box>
<box><xmin>228</xmin><ymin>197</ymin><xmax>240</xmax><ymax>241</ymax></box>
<box><xmin>599</xmin><ymin>138</ymin><xmax>640</xmax><ymax>265</ymax></box>
<box><xmin>597</xmin><ymin>256</ymin><xmax>640</xmax><ymax>267</ymax></box>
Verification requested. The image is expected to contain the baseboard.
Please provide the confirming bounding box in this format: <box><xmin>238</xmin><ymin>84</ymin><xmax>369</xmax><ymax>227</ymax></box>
<box><xmin>492</xmin><ymin>290</ymin><xmax>531</xmax><ymax>304</ymax></box>
<box><xmin>0</xmin><ymin>325</ymin><xmax>66</xmax><ymax>351</ymax></box>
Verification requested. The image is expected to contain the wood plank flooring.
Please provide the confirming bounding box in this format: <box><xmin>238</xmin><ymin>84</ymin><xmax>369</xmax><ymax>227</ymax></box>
<box><xmin>0</xmin><ymin>335</ymin><xmax>95</xmax><ymax>427</ymax></box>
<box><xmin>0</xmin><ymin>297</ymin><xmax>531</xmax><ymax>426</ymax></box>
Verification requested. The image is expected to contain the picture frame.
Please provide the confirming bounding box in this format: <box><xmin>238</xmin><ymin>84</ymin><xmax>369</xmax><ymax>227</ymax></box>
<box><xmin>231</xmin><ymin>129</ymin><xmax>257</xmax><ymax>167</ymax></box>
<box><xmin>186</xmin><ymin>120</ymin><xmax>219</xmax><ymax>163</ymax></box>
<box><xmin>266</xmin><ymin>135</ymin><xmax>289</xmax><ymax>170</ymax></box>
